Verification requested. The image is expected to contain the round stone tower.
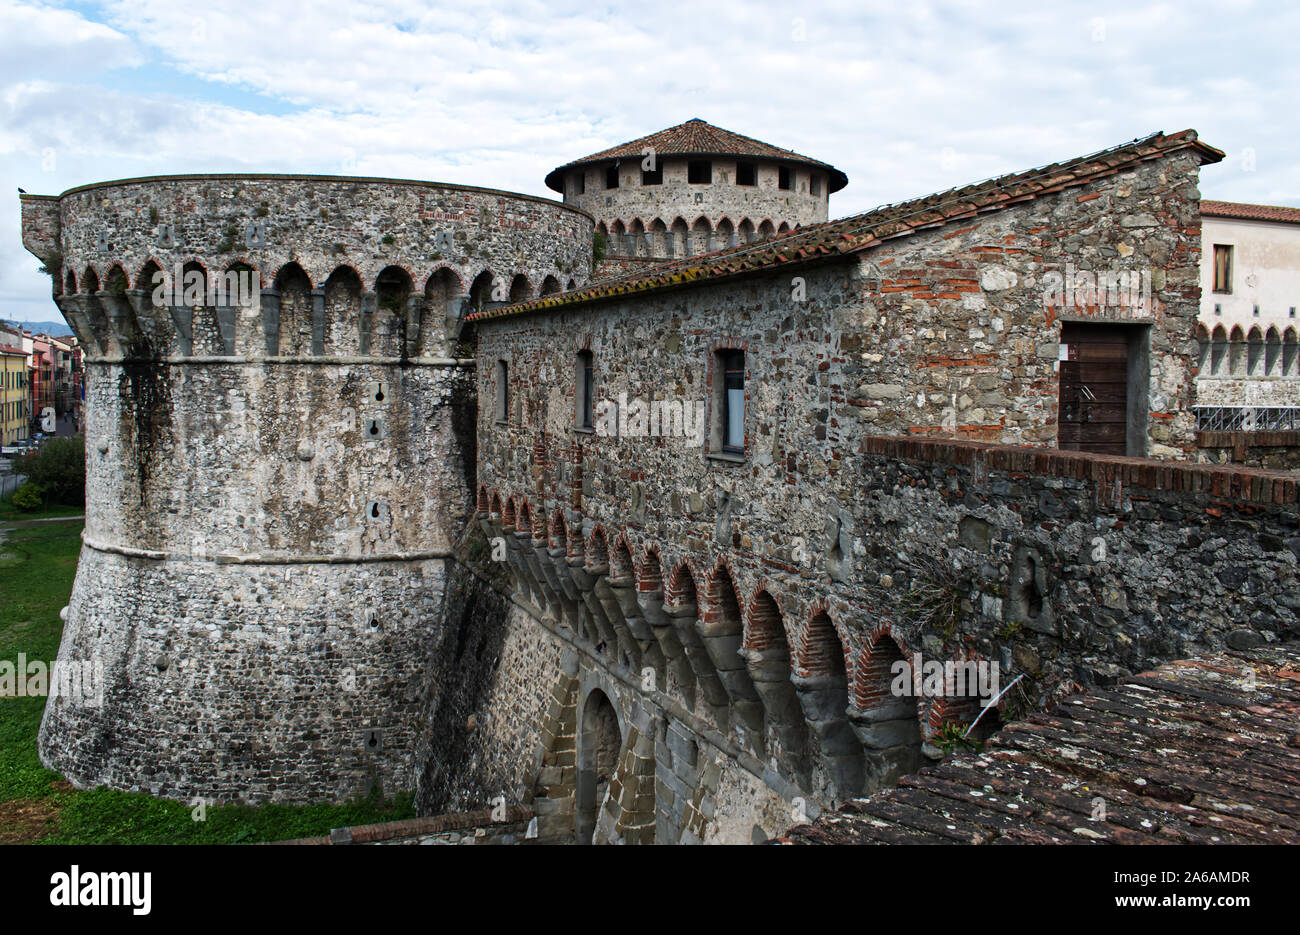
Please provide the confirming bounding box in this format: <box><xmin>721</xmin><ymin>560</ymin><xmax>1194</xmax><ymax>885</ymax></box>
<box><xmin>545</xmin><ymin>118</ymin><xmax>847</xmax><ymax>260</ymax></box>
<box><xmin>19</xmin><ymin>175</ymin><xmax>592</xmax><ymax>803</ymax></box>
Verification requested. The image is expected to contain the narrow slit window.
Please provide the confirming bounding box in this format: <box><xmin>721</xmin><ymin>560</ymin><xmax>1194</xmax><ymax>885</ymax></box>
<box><xmin>577</xmin><ymin>349</ymin><xmax>595</xmax><ymax>430</ymax></box>
<box><xmin>495</xmin><ymin>359</ymin><xmax>509</xmax><ymax>423</ymax></box>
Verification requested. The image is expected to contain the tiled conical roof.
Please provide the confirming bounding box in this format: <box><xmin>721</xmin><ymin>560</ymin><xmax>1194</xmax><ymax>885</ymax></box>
<box><xmin>545</xmin><ymin>118</ymin><xmax>848</xmax><ymax>193</ymax></box>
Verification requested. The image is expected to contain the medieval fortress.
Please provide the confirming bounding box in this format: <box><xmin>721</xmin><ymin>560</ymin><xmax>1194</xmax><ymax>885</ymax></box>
<box><xmin>19</xmin><ymin>120</ymin><xmax>1300</xmax><ymax>844</ymax></box>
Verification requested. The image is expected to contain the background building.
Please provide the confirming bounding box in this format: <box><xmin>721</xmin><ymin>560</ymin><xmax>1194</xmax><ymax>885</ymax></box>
<box><xmin>546</xmin><ymin>119</ymin><xmax>847</xmax><ymax>274</ymax></box>
<box><xmin>1196</xmin><ymin>201</ymin><xmax>1300</xmax><ymax>425</ymax></box>
<box><xmin>0</xmin><ymin>344</ymin><xmax>29</xmax><ymax>445</ymax></box>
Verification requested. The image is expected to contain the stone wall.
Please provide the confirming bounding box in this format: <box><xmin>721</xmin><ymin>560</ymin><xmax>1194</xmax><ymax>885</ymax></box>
<box><xmin>1198</xmin><ymin>430</ymin><xmax>1300</xmax><ymax>469</ymax></box>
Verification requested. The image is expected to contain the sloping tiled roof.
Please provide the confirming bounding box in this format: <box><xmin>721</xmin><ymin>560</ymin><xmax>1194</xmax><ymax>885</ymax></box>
<box><xmin>777</xmin><ymin>643</ymin><xmax>1300</xmax><ymax>845</ymax></box>
<box><xmin>1202</xmin><ymin>200</ymin><xmax>1300</xmax><ymax>225</ymax></box>
<box><xmin>544</xmin><ymin>118</ymin><xmax>848</xmax><ymax>193</ymax></box>
<box><xmin>476</xmin><ymin>129</ymin><xmax>1223</xmax><ymax>324</ymax></box>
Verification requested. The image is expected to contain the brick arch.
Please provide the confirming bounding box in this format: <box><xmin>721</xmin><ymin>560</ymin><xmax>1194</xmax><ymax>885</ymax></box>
<box><xmin>738</xmin><ymin>218</ymin><xmax>756</xmax><ymax>242</ymax></box>
<box><xmin>745</xmin><ymin>586</ymin><xmax>809</xmax><ymax>778</ymax></box>
<box><xmin>665</xmin><ymin>559</ymin><xmax>699</xmax><ymax>607</ymax></box>
<box><xmin>64</xmin><ymin>268</ymin><xmax>77</xmax><ymax>295</ymax></box>
<box><xmin>1195</xmin><ymin>322</ymin><xmax>1210</xmax><ymax>340</ymax></box>
<box><xmin>1212</xmin><ymin>324</ymin><xmax>1228</xmax><ymax>340</ymax></box>
<box><xmin>853</xmin><ymin>626</ymin><xmax>910</xmax><ymax>710</ymax></box>
<box><xmin>565</xmin><ymin>516</ymin><xmax>585</xmax><ymax>560</ymax></box>
<box><xmin>477</xmin><ymin>485</ymin><xmax>490</xmax><ymax>513</ymax></box>
<box><xmin>777</xmin><ymin>221</ymin><xmax>791</xmax><ymax>234</ymax></box>
<box><xmin>611</xmin><ymin>535</ymin><xmax>635</xmax><ymax>579</ymax></box>
<box><xmin>135</xmin><ymin>257</ymin><xmax>168</xmax><ymax>292</ymax></box>
<box><xmin>566</xmin><ymin>278</ymin><xmax>577</xmax><ymax>291</ymax></box>
<box><xmin>548</xmin><ymin>508</ymin><xmax>567</xmax><ymax>550</ymax></box>
<box><xmin>501</xmin><ymin>496</ymin><xmax>517</xmax><ymax>528</ymax></box>
<box><xmin>515</xmin><ymin>498</ymin><xmax>533</xmax><ymax>534</ymax></box>
<box><xmin>637</xmin><ymin>545</ymin><xmax>664</xmax><ymax>592</ymax></box>
<box><xmin>703</xmin><ymin>560</ymin><xmax>763</xmax><ymax>743</ymax></box>
<box><xmin>488</xmin><ymin>491</ymin><xmax>503</xmax><ymax>518</ymax></box>
<box><xmin>272</xmin><ymin>261</ymin><xmax>311</xmax><ymax>289</ymax></box>
<box><xmin>540</xmin><ymin>275</ymin><xmax>562</xmax><ymax>296</ymax></box>
<box><xmin>586</xmin><ymin>525</ymin><xmax>610</xmax><ymax>568</ymax></box>
<box><xmin>103</xmin><ymin>263</ymin><xmax>130</xmax><ymax>293</ymax></box>
<box><xmin>744</xmin><ymin>584</ymin><xmax>789</xmax><ymax>652</ymax></box>
<box><xmin>757</xmin><ymin>219</ymin><xmax>775</xmax><ymax>238</ymax></box>
<box><xmin>424</xmin><ymin>265</ymin><xmax>464</xmax><ymax>294</ymax></box>
<box><xmin>81</xmin><ymin>264</ymin><xmax>101</xmax><ymax>293</ymax></box>
<box><xmin>798</xmin><ymin>603</ymin><xmax>850</xmax><ymax>678</ymax></box>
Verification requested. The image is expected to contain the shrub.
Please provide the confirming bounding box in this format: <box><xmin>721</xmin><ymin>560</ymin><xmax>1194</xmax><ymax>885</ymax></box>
<box><xmin>14</xmin><ymin>436</ymin><xmax>85</xmax><ymax>506</ymax></box>
<box><xmin>11</xmin><ymin>482</ymin><xmax>44</xmax><ymax>512</ymax></box>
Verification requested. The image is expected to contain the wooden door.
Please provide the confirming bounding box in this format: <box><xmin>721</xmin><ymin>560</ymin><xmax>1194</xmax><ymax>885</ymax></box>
<box><xmin>1059</xmin><ymin>323</ymin><xmax>1129</xmax><ymax>455</ymax></box>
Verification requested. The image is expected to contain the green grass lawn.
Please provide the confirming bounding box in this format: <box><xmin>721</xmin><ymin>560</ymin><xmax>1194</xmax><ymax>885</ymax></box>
<box><xmin>0</xmin><ymin>520</ymin><xmax>414</xmax><ymax>844</ymax></box>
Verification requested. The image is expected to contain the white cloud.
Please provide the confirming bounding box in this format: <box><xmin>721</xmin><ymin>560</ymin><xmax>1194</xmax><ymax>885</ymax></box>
<box><xmin>1</xmin><ymin>0</ymin><xmax>1298</xmax><ymax>319</ymax></box>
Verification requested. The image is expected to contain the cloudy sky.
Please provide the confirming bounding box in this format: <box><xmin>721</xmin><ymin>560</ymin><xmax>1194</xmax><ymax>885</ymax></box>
<box><xmin>1</xmin><ymin>0</ymin><xmax>1296</xmax><ymax>321</ymax></box>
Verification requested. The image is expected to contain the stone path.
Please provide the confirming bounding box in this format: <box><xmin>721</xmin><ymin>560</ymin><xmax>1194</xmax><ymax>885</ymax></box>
<box><xmin>778</xmin><ymin>644</ymin><xmax>1300</xmax><ymax>844</ymax></box>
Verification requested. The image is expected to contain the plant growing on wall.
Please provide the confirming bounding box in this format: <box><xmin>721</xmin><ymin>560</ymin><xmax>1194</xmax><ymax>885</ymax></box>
<box><xmin>592</xmin><ymin>231</ymin><xmax>607</xmax><ymax>270</ymax></box>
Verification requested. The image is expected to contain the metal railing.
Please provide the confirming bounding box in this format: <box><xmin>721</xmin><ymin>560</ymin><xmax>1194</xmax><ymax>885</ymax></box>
<box><xmin>1195</xmin><ymin>406</ymin><xmax>1300</xmax><ymax>432</ymax></box>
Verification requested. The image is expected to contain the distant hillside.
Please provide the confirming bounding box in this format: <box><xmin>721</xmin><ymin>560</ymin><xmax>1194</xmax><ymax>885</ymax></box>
<box><xmin>2</xmin><ymin>319</ymin><xmax>72</xmax><ymax>337</ymax></box>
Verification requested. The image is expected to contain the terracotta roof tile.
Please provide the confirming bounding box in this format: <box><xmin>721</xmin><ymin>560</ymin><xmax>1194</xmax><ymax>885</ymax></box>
<box><xmin>545</xmin><ymin>118</ymin><xmax>848</xmax><ymax>193</ymax></box>
<box><xmin>775</xmin><ymin>642</ymin><xmax>1300</xmax><ymax>845</ymax></box>
<box><xmin>1202</xmin><ymin>200</ymin><xmax>1300</xmax><ymax>224</ymax></box>
<box><xmin>474</xmin><ymin>129</ymin><xmax>1224</xmax><ymax>325</ymax></box>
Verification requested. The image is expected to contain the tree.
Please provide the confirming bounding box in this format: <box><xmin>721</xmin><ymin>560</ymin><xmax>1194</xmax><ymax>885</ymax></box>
<box><xmin>14</xmin><ymin>435</ymin><xmax>85</xmax><ymax>506</ymax></box>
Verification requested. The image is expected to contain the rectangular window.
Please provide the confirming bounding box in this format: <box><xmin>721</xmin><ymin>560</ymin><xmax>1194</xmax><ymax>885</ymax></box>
<box><xmin>495</xmin><ymin>360</ymin><xmax>509</xmax><ymax>423</ymax></box>
<box><xmin>810</xmin><ymin>174</ymin><xmax>821</xmax><ymax>196</ymax></box>
<box><xmin>735</xmin><ymin>161</ymin><xmax>756</xmax><ymax>186</ymax></box>
<box><xmin>573</xmin><ymin>172</ymin><xmax>585</xmax><ymax>195</ymax></box>
<box><xmin>715</xmin><ymin>349</ymin><xmax>745</xmax><ymax>454</ymax></box>
<box><xmin>576</xmin><ymin>349</ymin><xmax>595</xmax><ymax>430</ymax></box>
<box><xmin>778</xmin><ymin>166</ymin><xmax>792</xmax><ymax>190</ymax></box>
<box><xmin>642</xmin><ymin>164</ymin><xmax>662</xmax><ymax>185</ymax></box>
<box><xmin>688</xmin><ymin>160</ymin><xmax>712</xmax><ymax>184</ymax></box>
<box><xmin>1213</xmin><ymin>244</ymin><xmax>1233</xmax><ymax>293</ymax></box>
<box><xmin>605</xmin><ymin>165</ymin><xmax>619</xmax><ymax>189</ymax></box>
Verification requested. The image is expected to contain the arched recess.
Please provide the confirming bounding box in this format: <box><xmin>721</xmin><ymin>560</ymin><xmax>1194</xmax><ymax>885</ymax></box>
<box><xmin>794</xmin><ymin>611</ymin><xmax>864</xmax><ymax>799</ymax></box>
<box><xmin>777</xmin><ymin>221</ymin><xmax>791</xmax><ymax>234</ymax></box>
<box><xmin>715</xmin><ymin>217</ymin><xmax>736</xmax><ymax>249</ymax></box>
<box><xmin>851</xmin><ymin>632</ymin><xmax>922</xmax><ymax>788</ymax></box>
<box><xmin>1228</xmin><ymin>326</ymin><xmax>1246</xmax><ymax>375</ymax></box>
<box><xmin>321</xmin><ymin>266</ymin><xmax>361</xmax><ymax>355</ymax></box>
<box><xmin>469</xmin><ymin>269</ymin><xmax>498</xmax><ymax>313</ymax></box>
<box><xmin>488</xmin><ymin>491</ymin><xmax>503</xmax><ymax>518</ymax></box>
<box><xmin>1247</xmin><ymin>326</ymin><xmax>1265</xmax><ymax>376</ymax></box>
<box><xmin>423</xmin><ymin>267</ymin><xmax>463</xmax><ymax>353</ymax></box>
<box><xmin>540</xmin><ymin>275</ymin><xmax>562</xmax><ymax>297</ymax></box>
<box><xmin>758</xmin><ymin>219</ymin><xmax>776</xmax><ymax>239</ymax></box>
<box><xmin>1285</xmin><ymin>328</ymin><xmax>1299</xmax><ymax>377</ymax></box>
<box><xmin>566</xmin><ymin>278</ymin><xmax>577</xmax><ymax>291</ymax></box>
<box><xmin>130</xmin><ymin>259</ymin><xmax>168</xmax><ymax>351</ymax></box>
<box><xmin>702</xmin><ymin>565</ymin><xmax>764</xmax><ymax>746</ymax></box>
<box><xmin>180</xmin><ymin>259</ymin><xmax>221</xmax><ymax>355</ymax></box>
<box><xmin>628</xmin><ymin>219</ymin><xmax>646</xmax><ymax>257</ymax></box>
<box><xmin>665</xmin><ymin>564</ymin><xmax>730</xmax><ymax>727</ymax></box>
<box><xmin>372</xmin><ymin>266</ymin><xmax>412</xmax><ymax>358</ymax></box>
<box><xmin>738</xmin><ymin>218</ymin><xmax>755</xmax><ymax>243</ymax></box>
<box><xmin>502</xmin><ymin>496</ymin><xmax>517</xmax><ymax>528</ymax></box>
<box><xmin>1265</xmin><ymin>327</ymin><xmax>1282</xmax><ymax>376</ymax></box>
<box><xmin>1211</xmin><ymin>325</ymin><xmax>1228</xmax><ymax>376</ymax></box>
<box><xmin>64</xmin><ymin>269</ymin><xmax>77</xmax><ymax>295</ymax></box>
<box><xmin>691</xmin><ymin>216</ymin><xmax>712</xmax><ymax>255</ymax></box>
<box><xmin>274</xmin><ymin>262</ymin><xmax>313</xmax><ymax>357</ymax></box>
<box><xmin>649</xmin><ymin>218</ymin><xmax>668</xmax><ymax>258</ymax></box>
<box><xmin>745</xmin><ymin>590</ymin><xmax>809</xmax><ymax>784</ymax></box>
<box><xmin>508</xmin><ymin>273</ymin><xmax>532</xmax><ymax>304</ymax></box>
<box><xmin>671</xmin><ymin>217</ymin><xmax>689</xmax><ymax>257</ymax></box>
<box><xmin>576</xmin><ymin>689</ymin><xmax>622</xmax><ymax>846</ymax></box>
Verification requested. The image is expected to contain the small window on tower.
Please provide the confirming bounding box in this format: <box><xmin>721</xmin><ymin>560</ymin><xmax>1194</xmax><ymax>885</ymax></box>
<box><xmin>576</xmin><ymin>349</ymin><xmax>595</xmax><ymax>431</ymax></box>
<box><xmin>573</xmin><ymin>172</ymin><xmax>585</xmax><ymax>195</ymax></box>
<box><xmin>711</xmin><ymin>348</ymin><xmax>745</xmax><ymax>455</ymax></box>
<box><xmin>642</xmin><ymin>164</ymin><xmax>663</xmax><ymax>185</ymax></box>
<box><xmin>495</xmin><ymin>359</ymin><xmax>509</xmax><ymax>424</ymax></box>
<box><xmin>810</xmin><ymin>174</ymin><xmax>821</xmax><ymax>196</ymax></box>
<box><xmin>605</xmin><ymin>165</ymin><xmax>620</xmax><ymax>189</ymax></box>
<box><xmin>736</xmin><ymin>162</ymin><xmax>756</xmax><ymax>186</ymax></box>
<box><xmin>778</xmin><ymin>167</ymin><xmax>792</xmax><ymax>190</ymax></box>
<box><xmin>688</xmin><ymin>160</ymin><xmax>712</xmax><ymax>184</ymax></box>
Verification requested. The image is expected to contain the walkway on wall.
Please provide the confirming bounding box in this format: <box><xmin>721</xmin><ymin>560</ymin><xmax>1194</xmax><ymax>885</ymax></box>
<box><xmin>777</xmin><ymin>643</ymin><xmax>1300</xmax><ymax>844</ymax></box>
